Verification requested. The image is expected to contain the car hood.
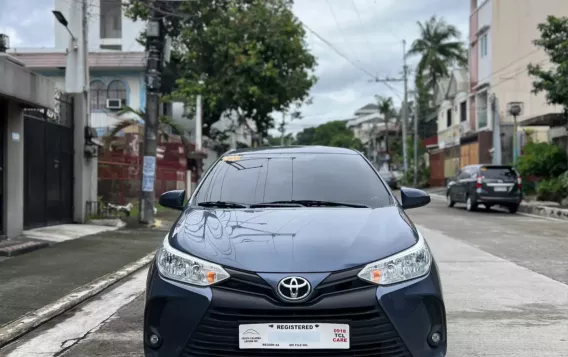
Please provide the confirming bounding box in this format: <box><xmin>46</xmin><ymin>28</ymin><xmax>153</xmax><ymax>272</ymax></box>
<box><xmin>168</xmin><ymin>205</ymin><xmax>418</xmax><ymax>273</ymax></box>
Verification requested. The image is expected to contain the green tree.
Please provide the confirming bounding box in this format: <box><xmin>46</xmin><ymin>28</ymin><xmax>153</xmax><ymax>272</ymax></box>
<box><xmin>528</xmin><ymin>16</ymin><xmax>568</xmax><ymax>122</ymax></box>
<box><xmin>312</xmin><ymin>121</ymin><xmax>362</xmax><ymax>150</ymax></box>
<box><xmin>295</xmin><ymin>127</ymin><xmax>316</xmax><ymax>145</ymax></box>
<box><xmin>406</xmin><ymin>16</ymin><xmax>467</xmax><ymax>93</ymax></box>
<box><xmin>125</xmin><ymin>0</ymin><xmax>317</xmax><ymax>140</ymax></box>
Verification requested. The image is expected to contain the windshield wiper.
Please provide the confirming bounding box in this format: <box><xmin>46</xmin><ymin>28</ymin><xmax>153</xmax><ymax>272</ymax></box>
<box><xmin>250</xmin><ymin>202</ymin><xmax>305</xmax><ymax>208</ymax></box>
<box><xmin>260</xmin><ymin>200</ymin><xmax>369</xmax><ymax>208</ymax></box>
<box><xmin>197</xmin><ymin>201</ymin><xmax>248</xmax><ymax>208</ymax></box>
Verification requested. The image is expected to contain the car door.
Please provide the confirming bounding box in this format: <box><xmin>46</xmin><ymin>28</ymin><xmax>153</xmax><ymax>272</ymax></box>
<box><xmin>447</xmin><ymin>172</ymin><xmax>460</xmax><ymax>201</ymax></box>
<box><xmin>452</xmin><ymin>169</ymin><xmax>467</xmax><ymax>202</ymax></box>
<box><xmin>457</xmin><ymin>167</ymin><xmax>475</xmax><ymax>202</ymax></box>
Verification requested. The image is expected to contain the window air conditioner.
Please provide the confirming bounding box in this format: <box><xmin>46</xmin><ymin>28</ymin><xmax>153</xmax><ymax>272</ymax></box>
<box><xmin>106</xmin><ymin>99</ymin><xmax>122</xmax><ymax>110</ymax></box>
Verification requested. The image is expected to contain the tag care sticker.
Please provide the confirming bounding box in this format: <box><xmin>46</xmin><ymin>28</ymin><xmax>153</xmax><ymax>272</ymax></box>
<box><xmin>223</xmin><ymin>155</ymin><xmax>241</xmax><ymax>162</ymax></box>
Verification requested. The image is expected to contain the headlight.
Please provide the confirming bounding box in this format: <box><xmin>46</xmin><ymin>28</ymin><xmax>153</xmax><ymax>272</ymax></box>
<box><xmin>357</xmin><ymin>231</ymin><xmax>431</xmax><ymax>285</ymax></box>
<box><xmin>156</xmin><ymin>236</ymin><xmax>230</xmax><ymax>286</ymax></box>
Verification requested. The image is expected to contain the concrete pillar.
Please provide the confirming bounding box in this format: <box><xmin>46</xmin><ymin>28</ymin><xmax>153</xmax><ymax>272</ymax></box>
<box><xmin>3</xmin><ymin>100</ymin><xmax>24</xmax><ymax>238</ymax></box>
<box><xmin>72</xmin><ymin>93</ymin><xmax>97</xmax><ymax>223</ymax></box>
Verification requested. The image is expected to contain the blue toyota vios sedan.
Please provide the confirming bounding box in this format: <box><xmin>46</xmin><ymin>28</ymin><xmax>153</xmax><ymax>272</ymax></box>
<box><xmin>144</xmin><ymin>146</ymin><xmax>446</xmax><ymax>357</ymax></box>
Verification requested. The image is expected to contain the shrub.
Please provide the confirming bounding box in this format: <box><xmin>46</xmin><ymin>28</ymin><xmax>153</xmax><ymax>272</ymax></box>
<box><xmin>536</xmin><ymin>172</ymin><xmax>568</xmax><ymax>203</ymax></box>
<box><xmin>516</xmin><ymin>142</ymin><xmax>567</xmax><ymax>179</ymax></box>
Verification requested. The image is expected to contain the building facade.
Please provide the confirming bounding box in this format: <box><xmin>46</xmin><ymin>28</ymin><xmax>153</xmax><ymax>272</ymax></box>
<box><xmin>469</xmin><ymin>0</ymin><xmax>565</xmax><ymax>162</ymax></box>
<box><xmin>54</xmin><ymin>0</ymin><xmax>145</xmax><ymax>52</ymax></box>
<box><xmin>11</xmin><ymin>50</ymin><xmax>147</xmax><ymax>135</ymax></box>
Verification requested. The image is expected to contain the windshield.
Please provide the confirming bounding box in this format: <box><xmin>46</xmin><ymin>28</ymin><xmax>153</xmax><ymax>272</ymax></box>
<box><xmin>481</xmin><ymin>167</ymin><xmax>518</xmax><ymax>180</ymax></box>
<box><xmin>194</xmin><ymin>154</ymin><xmax>392</xmax><ymax>208</ymax></box>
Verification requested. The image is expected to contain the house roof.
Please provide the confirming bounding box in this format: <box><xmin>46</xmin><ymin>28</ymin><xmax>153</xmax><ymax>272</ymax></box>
<box><xmin>354</xmin><ymin>103</ymin><xmax>379</xmax><ymax>116</ymax></box>
<box><xmin>10</xmin><ymin>51</ymin><xmax>146</xmax><ymax>70</ymax></box>
<box><xmin>445</xmin><ymin>68</ymin><xmax>468</xmax><ymax>99</ymax></box>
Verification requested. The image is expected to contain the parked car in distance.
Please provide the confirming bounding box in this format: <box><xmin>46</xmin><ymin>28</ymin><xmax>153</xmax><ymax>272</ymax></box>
<box><xmin>446</xmin><ymin>164</ymin><xmax>523</xmax><ymax>213</ymax></box>
<box><xmin>379</xmin><ymin>170</ymin><xmax>398</xmax><ymax>189</ymax></box>
<box><xmin>145</xmin><ymin>146</ymin><xmax>445</xmax><ymax>357</ymax></box>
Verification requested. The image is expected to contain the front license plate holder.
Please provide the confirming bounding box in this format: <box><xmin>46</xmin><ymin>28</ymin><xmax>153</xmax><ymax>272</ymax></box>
<box><xmin>238</xmin><ymin>323</ymin><xmax>350</xmax><ymax>349</ymax></box>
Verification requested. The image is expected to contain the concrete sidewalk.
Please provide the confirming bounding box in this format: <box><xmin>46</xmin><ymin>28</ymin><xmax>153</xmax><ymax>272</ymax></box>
<box><xmin>0</xmin><ymin>211</ymin><xmax>178</xmax><ymax>328</ymax></box>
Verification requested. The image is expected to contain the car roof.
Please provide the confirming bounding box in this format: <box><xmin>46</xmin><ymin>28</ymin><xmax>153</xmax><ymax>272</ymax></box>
<box><xmin>467</xmin><ymin>164</ymin><xmax>515</xmax><ymax>169</ymax></box>
<box><xmin>223</xmin><ymin>146</ymin><xmax>360</xmax><ymax>156</ymax></box>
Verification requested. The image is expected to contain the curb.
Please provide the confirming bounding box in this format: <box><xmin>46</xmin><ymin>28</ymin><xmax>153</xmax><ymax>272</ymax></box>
<box><xmin>0</xmin><ymin>251</ymin><xmax>156</xmax><ymax>348</ymax></box>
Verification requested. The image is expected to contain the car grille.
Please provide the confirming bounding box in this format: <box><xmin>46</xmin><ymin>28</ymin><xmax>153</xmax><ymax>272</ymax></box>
<box><xmin>216</xmin><ymin>267</ymin><xmax>373</xmax><ymax>304</ymax></box>
<box><xmin>181</xmin><ymin>303</ymin><xmax>412</xmax><ymax>357</ymax></box>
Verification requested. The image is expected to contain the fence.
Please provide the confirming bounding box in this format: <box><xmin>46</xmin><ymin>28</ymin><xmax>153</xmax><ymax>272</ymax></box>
<box><xmin>96</xmin><ymin>135</ymin><xmax>187</xmax><ymax>208</ymax></box>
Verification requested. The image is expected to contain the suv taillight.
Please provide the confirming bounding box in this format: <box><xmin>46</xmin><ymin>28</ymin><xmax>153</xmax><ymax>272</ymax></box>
<box><xmin>476</xmin><ymin>176</ymin><xmax>483</xmax><ymax>189</ymax></box>
<box><xmin>517</xmin><ymin>176</ymin><xmax>522</xmax><ymax>189</ymax></box>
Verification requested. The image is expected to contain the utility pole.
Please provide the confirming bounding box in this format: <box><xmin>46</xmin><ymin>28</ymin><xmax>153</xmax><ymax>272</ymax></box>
<box><xmin>82</xmin><ymin>0</ymin><xmax>89</xmax><ymax>127</ymax></box>
<box><xmin>370</xmin><ymin>39</ymin><xmax>409</xmax><ymax>172</ymax></box>
<box><xmin>195</xmin><ymin>93</ymin><xmax>202</xmax><ymax>151</ymax></box>
<box><xmin>413</xmin><ymin>91</ymin><xmax>419</xmax><ymax>186</ymax></box>
<box><xmin>140</xmin><ymin>2</ymin><xmax>164</xmax><ymax>225</ymax></box>
<box><xmin>402</xmin><ymin>40</ymin><xmax>409</xmax><ymax>173</ymax></box>
<box><xmin>279</xmin><ymin>113</ymin><xmax>286</xmax><ymax>146</ymax></box>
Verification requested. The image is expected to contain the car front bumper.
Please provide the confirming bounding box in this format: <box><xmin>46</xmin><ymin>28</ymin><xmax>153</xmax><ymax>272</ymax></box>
<box><xmin>144</xmin><ymin>259</ymin><xmax>447</xmax><ymax>357</ymax></box>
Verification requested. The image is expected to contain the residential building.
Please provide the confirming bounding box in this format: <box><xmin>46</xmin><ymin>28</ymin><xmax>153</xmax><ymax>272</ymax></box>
<box><xmin>11</xmin><ymin>49</ymin><xmax>147</xmax><ymax>134</ymax></box>
<box><xmin>347</xmin><ymin>103</ymin><xmax>398</xmax><ymax>171</ymax></box>
<box><xmin>54</xmin><ymin>0</ymin><xmax>145</xmax><ymax>52</ymax></box>
<box><xmin>469</xmin><ymin>0</ymin><xmax>564</xmax><ymax>162</ymax></box>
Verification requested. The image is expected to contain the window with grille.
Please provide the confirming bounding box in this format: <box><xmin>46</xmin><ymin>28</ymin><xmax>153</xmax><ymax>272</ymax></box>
<box><xmin>107</xmin><ymin>80</ymin><xmax>127</xmax><ymax>105</ymax></box>
<box><xmin>90</xmin><ymin>80</ymin><xmax>107</xmax><ymax>110</ymax></box>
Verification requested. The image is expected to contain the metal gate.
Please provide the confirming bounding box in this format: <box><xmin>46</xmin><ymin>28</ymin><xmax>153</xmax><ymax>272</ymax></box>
<box><xmin>23</xmin><ymin>91</ymin><xmax>74</xmax><ymax>229</ymax></box>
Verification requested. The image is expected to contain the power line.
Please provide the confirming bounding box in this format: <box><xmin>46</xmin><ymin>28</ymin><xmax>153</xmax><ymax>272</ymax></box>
<box><xmin>301</xmin><ymin>21</ymin><xmax>376</xmax><ymax>79</ymax></box>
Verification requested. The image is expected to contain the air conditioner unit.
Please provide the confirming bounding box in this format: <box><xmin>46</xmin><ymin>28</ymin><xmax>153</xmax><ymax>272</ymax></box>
<box><xmin>106</xmin><ymin>99</ymin><xmax>122</xmax><ymax>110</ymax></box>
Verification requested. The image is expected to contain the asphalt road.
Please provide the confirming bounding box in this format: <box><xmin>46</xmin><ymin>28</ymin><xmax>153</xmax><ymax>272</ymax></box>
<box><xmin>2</xmin><ymin>198</ymin><xmax>568</xmax><ymax>357</ymax></box>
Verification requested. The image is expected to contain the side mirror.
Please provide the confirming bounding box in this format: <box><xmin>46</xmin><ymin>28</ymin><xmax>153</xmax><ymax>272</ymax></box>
<box><xmin>159</xmin><ymin>190</ymin><xmax>186</xmax><ymax>210</ymax></box>
<box><xmin>400</xmin><ymin>187</ymin><xmax>431</xmax><ymax>209</ymax></box>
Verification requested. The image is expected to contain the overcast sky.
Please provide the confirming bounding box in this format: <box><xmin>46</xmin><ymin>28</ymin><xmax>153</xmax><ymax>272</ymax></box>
<box><xmin>0</xmin><ymin>0</ymin><xmax>469</xmax><ymax>135</ymax></box>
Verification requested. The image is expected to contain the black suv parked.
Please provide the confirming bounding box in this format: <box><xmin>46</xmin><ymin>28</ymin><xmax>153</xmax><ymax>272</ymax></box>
<box><xmin>446</xmin><ymin>164</ymin><xmax>523</xmax><ymax>213</ymax></box>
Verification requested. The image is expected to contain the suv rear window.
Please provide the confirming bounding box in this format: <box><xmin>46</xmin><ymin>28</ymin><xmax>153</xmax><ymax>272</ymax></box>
<box><xmin>194</xmin><ymin>153</ymin><xmax>392</xmax><ymax>208</ymax></box>
<box><xmin>480</xmin><ymin>166</ymin><xmax>518</xmax><ymax>180</ymax></box>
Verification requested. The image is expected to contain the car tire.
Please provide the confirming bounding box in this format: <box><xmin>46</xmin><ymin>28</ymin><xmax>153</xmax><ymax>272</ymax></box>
<box><xmin>508</xmin><ymin>204</ymin><xmax>519</xmax><ymax>214</ymax></box>
<box><xmin>466</xmin><ymin>195</ymin><xmax>477</xmax><ymax>212</ymax></box>
<box><xmin>484</xmin><ymin>204</ymin><xmax>492</xmax><ymax>211</ymax></box>
<box><xmin>446</xmin><ymin>192</ymin><xmax>455</xmax><ymax>207</ymax></box>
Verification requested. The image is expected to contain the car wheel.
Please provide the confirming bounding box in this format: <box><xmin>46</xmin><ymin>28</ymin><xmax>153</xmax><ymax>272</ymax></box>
<box><xmin>508</xmin><ymin>204</ymin><xmax>519</xmax><ymax>214</ymax></box>
<box><xmin>466</xmin><ymin>196</ymin><xmax>477</xmax><ymax>211</ymax></box>
<box><xmin>484</xmin><ymin>204</ymin><xmax>492</xmax><ymax>211</ymax></box>
<box><xmin>446</xmin><ymin>192</ymin><xmax>455</xmax><ymax>207</ymax></box>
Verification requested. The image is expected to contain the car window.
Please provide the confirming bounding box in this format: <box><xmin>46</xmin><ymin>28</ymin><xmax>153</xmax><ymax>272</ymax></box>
<box><xmin>194</xmin><ymin>154</ymin><xmax>392</xmax><ymax>208</ymax></box>
<box><xmin>480</xmin><ymin>166</ymin><xmax>518</xmax><ymax>180</ymax></box>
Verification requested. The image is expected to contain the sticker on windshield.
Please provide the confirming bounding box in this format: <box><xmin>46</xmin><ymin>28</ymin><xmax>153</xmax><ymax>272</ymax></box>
<box><xmin>223</xmin><ymin>155</ymin><xmax>241</xmax><ymax>162</ymax></box>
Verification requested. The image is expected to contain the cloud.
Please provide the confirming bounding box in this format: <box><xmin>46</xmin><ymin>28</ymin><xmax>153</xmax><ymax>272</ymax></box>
<box><xmin>0</xmin><ymin>0</ymin><xmax>54</xmax><ymax>48</ymax></box>
<box><xmin>1</xmin><ymin>0</ymin><xmax>469</xmax><ymax>136</ymax></box>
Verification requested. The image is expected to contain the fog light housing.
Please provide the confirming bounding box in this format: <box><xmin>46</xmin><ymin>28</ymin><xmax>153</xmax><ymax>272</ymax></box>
<box><xmin>427</xmin><ymin>325</ymin><xmax>443</xmax><ymax>347</ymax></box>
<box><xmin>147</xmin><ymin>331</ymin><xmax>162</xmax><ymax>348</ymax></box>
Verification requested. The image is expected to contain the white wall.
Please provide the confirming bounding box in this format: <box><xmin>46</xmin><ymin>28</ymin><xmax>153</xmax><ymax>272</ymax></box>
<box><xmin>477</xmin><ymin>0</ymin><xmax>492</xmax><ymax>86</ymax></box>
<box><xmin>37</xmin><ymin>71</ymin><xmax>143</xmax><ymax>128</ymax></box>
<box><xmin>54</xmin><ymin>0</ymin><xmax>144</xmax><ymax>51</ymax></box>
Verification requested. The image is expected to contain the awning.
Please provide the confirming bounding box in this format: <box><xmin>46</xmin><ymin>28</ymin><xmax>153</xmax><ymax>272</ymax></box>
<box><xmin>519</xmin><ymin>112</ymin><xmax>566</xmax><ymax>127</ymax></box>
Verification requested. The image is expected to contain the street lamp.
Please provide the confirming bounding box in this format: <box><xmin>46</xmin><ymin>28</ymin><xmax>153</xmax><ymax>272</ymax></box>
<box><xmin>52</xmin><ymin>10</ymin><xmax>76</xmax><ymax>40</ymax></box>
<box><xmin>0</xmin><ymin>34</ymin><xmax>9</xmax><ymax>53</ymax></box>
<box><xmin>507</xmin><ymin>101</ymin><xmax>524</xmax><ymax>163</ymax></box>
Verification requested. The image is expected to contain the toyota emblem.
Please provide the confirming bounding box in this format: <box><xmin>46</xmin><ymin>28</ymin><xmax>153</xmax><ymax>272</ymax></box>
<box><xmin>277</xmin><ymin>276</ymin><xmax>311</xmax><ymax>301</ymax></box>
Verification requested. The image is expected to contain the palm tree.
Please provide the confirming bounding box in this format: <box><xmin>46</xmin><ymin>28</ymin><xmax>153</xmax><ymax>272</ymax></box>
<box><xmin>406</xmin><ymin>15</ymin><xmax>467</xmax><ymax>94</ymax></box>
<box><xmin>376</xmin><ymin>96</ymin><xmax>396</xmax><ymax>169</ymax></box>
<box><xmin>104</xmin><ymin>106</ymin><xmax>190</xmax><ymax>153</ymax></box>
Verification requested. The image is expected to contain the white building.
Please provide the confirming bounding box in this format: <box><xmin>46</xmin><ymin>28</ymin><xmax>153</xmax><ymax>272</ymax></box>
<box><xmin>54</xmin><ymin>0</ymin><xmax>145</xmax><ymax>52</ymax></box>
